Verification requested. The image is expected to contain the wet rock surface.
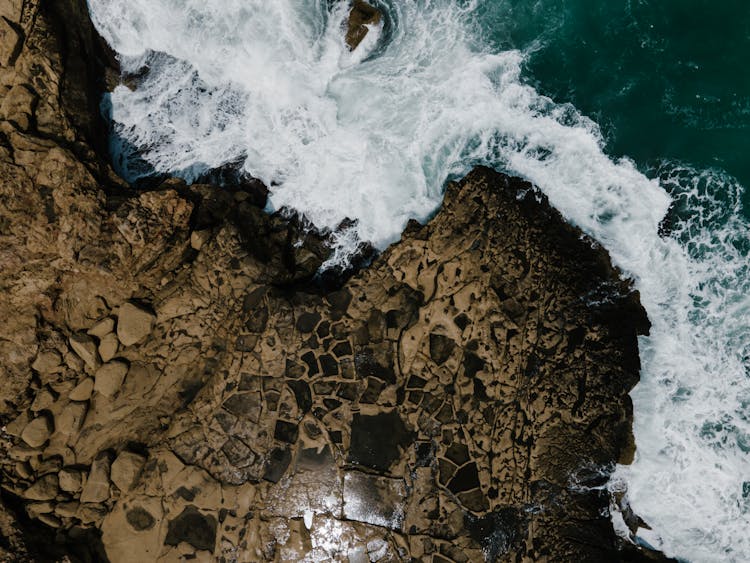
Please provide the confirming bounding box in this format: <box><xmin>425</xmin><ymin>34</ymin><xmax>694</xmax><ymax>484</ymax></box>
<box><xmin>0</xmin><ymin>1</ymin><xmax>678</xmax><ymax>562</ymax></box>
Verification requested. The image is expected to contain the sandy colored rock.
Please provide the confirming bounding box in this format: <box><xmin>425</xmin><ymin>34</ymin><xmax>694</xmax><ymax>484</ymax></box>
<box><xmin>5</xmin><ymin>410</ymin><xmax>30</xmax><ymax>437</ymax></box>
<box><xmin>116</xmin><ymin>303</ymin><xmax>155</xmax><ymax>346</ymax></box>
<box><xmin>69</xmin><ymin>333</ymin><xmax>99</xmax><ymax>371</ymax></box>
<box><xmin>0</xmin><ymin>15</ymin><xmax>21</xmax><ymax>67</ymax></box>
<box><xmin>55</xmin><ymin>501</ymin><xmax>80</xmax><ymax>518</ymax></box>
<box><xmin>31</xmin><ymin>350</ymin><xmax>62</xmax><ymax>375</ymax></box>
<box><xmin>110</xmin><ymin>451</ymin><xmax>146</xmax><ymax>492</ymax></box>
<box><xmin>59</xmin><ymin>468</ymin><xmax>84</xmax><ymax>493</ymax></box>
<box><xmin>0</xmin><ymin>83</ymin><xmax>36</xmax><ymax>130</ymax></box>
<box><xmin>98</xmin><ymin>332</ymin><xmax>119</xmax><ymax>362</ymax></box>
<box><xmin>79</xmin><ymin>454</ymin><xmax>111</xmax><ymax>504</ymax></box>
<box><xmin>21</xmin><ymin>415</ymin><xmax>53</xmax><ymax>448</ymax></box>
<box><xmin>56</xmin><ymin>401</ymin><xmax>88</xmax><ymax>436</ymax></box>
<box><xmin>23</xmin><ymin>474</ymin><xmax>58</xmax><ymax>501</ymax></box>
<box><xmin>94</xmin><ymin>361</ymin><xmax>129</xmax><ymax>398</ymax></box>
<box><xmin>190</xmin><ymin>230</ymin><xmax>210</xmax><ymax>251</ymax></box>
<box><xmin>69</xmin><ymin>377</ymin><xmax>94</xmax><ymax>401</ymax></box>
<box><xmin>88</xmin><ymin>317</ymin><xmax>115</xmax><ymax>338</ymax></box>
<box><xmin>30</xmin><ymin>387</ymin><xmax>56</xmax><ymax>412</ymax></box>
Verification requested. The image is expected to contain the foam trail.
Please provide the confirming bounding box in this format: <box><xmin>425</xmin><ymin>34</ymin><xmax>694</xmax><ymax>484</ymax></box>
<box><xmin>87</xmin><ymin>1</ymin><xmax>750</xmax><ymax>560</ymax></box>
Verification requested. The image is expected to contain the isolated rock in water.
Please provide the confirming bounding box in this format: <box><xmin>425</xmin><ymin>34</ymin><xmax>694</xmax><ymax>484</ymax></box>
<box><xmin>116</xmin><ymin>303</ymin><xmax>155</xmax><ymax>346</ymax></box>
<box><xmin>346</xmin><ymin>0</ymin><xmax>381</xmax><ymax>50</ymax></box>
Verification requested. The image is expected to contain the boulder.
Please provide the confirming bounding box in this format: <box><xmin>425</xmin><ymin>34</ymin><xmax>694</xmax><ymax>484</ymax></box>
<box><xmin>69</xmin><ymin>378</ymin><xmax>94</xmax><ymax>401</ymax></box>
<box><xmin>116</xmin><ymin>303</ymin><xmax>155</xmax><ymax>346</ymax></box>
<box><xmin>87</xmin><ymin>317</ymin><xmax>115</xmax><ymax>338</ymax></box>
<box><xmin>79</xmin><ymin>454</ymin><xmax>111</xmax><ymax>504</ymax></box>
<box><xmin>58</xmin><ymin>469</ymin><xmax>84</xmax><ymax>493</ymax></box>
<box><xmin>110</xmin><ymin>451</ymin><xmax>146</xmax><ymax>492</ymax></box>
<box><xmin>0</xmin><ymin>15</ymin><xmax>21</xmax><ymax>67</ymax></box>
<box><xmin>98</xmin><ymin>333</ymin><xmax>119</xmax><ymax>362</ymax></box>
<box><xmin>69</xmin><ymin>334</ymin><xmax>99</xmax><ymax>371</ymax></box>
<box><xmin>23</xmin><ymin>474</ymin><xmax>58</xmax><ymax>501</ymax></box>
<box><xmin>21</xmin><ymin>416</ymin><xmax>53</xmax><ymax>448</ymax></box>
<box><xmin>0</xmin><ymin>83</ymin><xmax>36</xmax><ymax>130</ymax></box>
<box><xmin>56</xmin><ymin>401</ymin><xmax>88</xmax><ymax>436</ymax></box>
<box><xmin>31</xmin><ymin>350</ymin><xmax>62</xmax><ymax>375</ymax></box>
<box><xmin>346</xmin><ymin>0</ymin><xmax>382</xmax><ymax>50</ymax></box>
<box><xmin>94</xmin><ymin>361</ymin><xmax>129</xmax><ymax>398</ymax></box>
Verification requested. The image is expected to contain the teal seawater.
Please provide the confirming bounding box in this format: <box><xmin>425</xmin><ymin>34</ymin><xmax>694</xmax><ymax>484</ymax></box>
<box><xmin>478</xmin><ymin>0</ymin><xmax>750</xmax><ymax>216</ymax></box>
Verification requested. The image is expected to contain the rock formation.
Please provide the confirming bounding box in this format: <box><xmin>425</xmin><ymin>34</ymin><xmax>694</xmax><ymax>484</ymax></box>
<box><xmin>0</xmin><ymin>0</ymin><xmax>673</xmax><ymax>561</ymax></box>
<box><xmin>346</xmin><ymin>1</ymin><xmax>382</xmax><ymax>50</ymax></box>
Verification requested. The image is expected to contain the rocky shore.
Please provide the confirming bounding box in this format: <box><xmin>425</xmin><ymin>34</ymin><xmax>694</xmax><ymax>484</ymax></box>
<box><xmin>0</xmin><ymin>1</ymin><xmax>673</xmax><ymax>561</ymax></box>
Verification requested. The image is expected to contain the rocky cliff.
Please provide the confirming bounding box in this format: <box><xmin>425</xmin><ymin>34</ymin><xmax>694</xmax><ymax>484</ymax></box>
<box><xmin>0</xmin><ymin>1</ymin><xmax>669</xmax><ymax>562</ymax></box>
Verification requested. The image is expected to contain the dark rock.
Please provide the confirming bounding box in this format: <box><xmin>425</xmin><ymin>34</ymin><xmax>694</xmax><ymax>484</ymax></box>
<box><xmin>448</xmin><ymin>462</ymin><xmax>480</xmax><ymax>494</ymax></box>
<box><xmin>126</xmin><ymin>507</ymin><xmax>156</xmax><ymax>531</ymax></box>
<box><xmin>287</xmin><ymin>380</ymin><xmax>312</xmax><ymax>413</ymax></box>
<box><xmin>222</xmin><ymin>392</ymin><xmax>261</xmax><ymax>421</ymax></box>
<box><xmin>348</xmin><ymin>411</ymin><xmax>413</xmax><ymax>472</ymax></box>
<box><xmin>296</xmin><ymin>311</ymin><xmax>320</xmax><ymax>333</ymax></box>
<box><xmin>429</xmin><ymin>333</ymin><xmax>456</xmax><ymax>365</ymax></box>
<box><xmin>164</xmin><ymin>506</ymin><xmax>217</xmax><ymax>552</ymax></box>
<box><xmin>274</xmin><ymin>420</ymin><xmax>299</xmax><ymax>444</ymax></box>
<box><xmin>263</xmin><ymin>447</ymin><xmax>292</xmax><ymax>483</ymax></box>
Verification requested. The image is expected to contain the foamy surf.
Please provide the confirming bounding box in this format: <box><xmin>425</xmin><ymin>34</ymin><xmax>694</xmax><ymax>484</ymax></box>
<box><xmin>87</xmin><ymin>1</ymin><xmax>750</xmax><ymax>560</ymax></box>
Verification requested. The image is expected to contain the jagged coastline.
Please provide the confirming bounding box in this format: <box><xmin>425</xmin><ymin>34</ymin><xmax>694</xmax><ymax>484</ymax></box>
<box><xmin>0</xmin><ymin>1</ymin><xmax>673</xmax><ymax>561</ymax></box>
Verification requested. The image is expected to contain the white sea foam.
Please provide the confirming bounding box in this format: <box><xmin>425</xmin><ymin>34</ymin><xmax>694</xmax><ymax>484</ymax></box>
<box><xmin>87</xmin><ymin>1</ymin><xmax>750</xmax><ymax>560</ymax></box>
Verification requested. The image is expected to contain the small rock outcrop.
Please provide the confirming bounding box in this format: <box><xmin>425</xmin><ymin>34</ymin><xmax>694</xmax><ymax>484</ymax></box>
<box><xmin>0</xmin><ymin>1</ymin><xmax>675</xmax><ymax>562</ymax></box>
<box><xmin>346</xmin><ymin>0</ymin><xmax>382</xmax><ymax>50</ymax></box>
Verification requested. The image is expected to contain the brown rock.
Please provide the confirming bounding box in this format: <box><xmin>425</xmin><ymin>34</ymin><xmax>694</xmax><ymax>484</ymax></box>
<box><xmin>37</xmin><ymin>513</ymin><xmax>61</xmax><ymax>528</ymax></box>
<box><xmin>58</xmin><ymin>469</ymin><xmax>84</xmax><ymax>493</ymax></box>
<box><xmin>98</xmin><ymin>332</ymin><xmax>119</xmax><ymax>362</ymax></box>
<box><xmin>30</xmin><ymin>388</ymin><xmax>56</xmax><ymax>412</ymax></box>
<box><xmin>69</xmin><ymin>378</ymin><xmax>94</xmax><ymax>401</ymax></box>
<box><xmin>69</xmin><ymin>334</ymin><xmax>99</xmax><ymax>371</ymax></box>
<box><xmin>0</xmin><ymin>16</ymin><xmax>21</xmax><ymax>67</ymax></box>
<box><xmin>4</xmin><ymin>411</ymin><xmax>30</xmax><ymax>437</ymax></box>
<box><xmin>110</xmin><ymin>451</ymin><xmax>146</xmax><ymax>492</ymax></box>
<box><xmin>21</xmin><ymin>416</ymin><xmax>53</xmax><ymax>448</ymax></box>
<box><xmin>79</xmin><ymin>454</ymin><xmax>111</xmax><ymax>504</ymax></box>
<box><xmin>0</xmin><ymin>84</ymin><xmax>36</xmax><ymax>130</ymax></box>
<box><xmin>56</xmin><ymin>401</ymin><xmax>88</xmax><ymax>436</ymax></box>
<box><xmin>116</xmin><ymin>303</ymin><xmax>155</xmax><ymax>346</ymax></box>
<box><xmin>23</xmin><ymin>474</ymin><xmax>58</xmax><ymax>501</ymax></box>
<box><xmin>346</xmin><ymin>0</ymin><xmax>382</xmax><ymax>50</ymax></box>
<box><xmin>55</xmin><ymin>501</ymin><xmax>80</xmax><ymax>518</ymax></box>
<box><xmin>31</xmin><ymin>350</ymin><xmax>62</xmax><ymax>375</ymax></box>
<box><xmin>88</xmin><ymin>317</ymin><xmax>115</xmax><ymax>338</ymax></box>
<box><xmin>94</xmin><ymin>361</ymin><xmax>129</xmax><ymax>398</ymax></box>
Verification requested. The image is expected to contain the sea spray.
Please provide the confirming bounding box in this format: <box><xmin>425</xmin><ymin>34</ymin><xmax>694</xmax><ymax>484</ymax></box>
<box><xmin>87</xmin><ymin>1</ymin><xmax>750</xmax><ymax>560</ymax></box>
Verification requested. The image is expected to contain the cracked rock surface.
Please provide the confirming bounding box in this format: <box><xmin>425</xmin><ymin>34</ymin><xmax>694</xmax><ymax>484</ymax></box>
<box><xmin>0</xmin><ymin>1</ymin><xmax>675</xmax><ymax>562</ymax></box>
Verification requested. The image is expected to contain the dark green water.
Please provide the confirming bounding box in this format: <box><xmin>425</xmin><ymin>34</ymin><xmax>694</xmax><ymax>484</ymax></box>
<box><xmin>478</xmin><ymin>0</ymin><xmax>750</xmax><ymax>214</ymax></box>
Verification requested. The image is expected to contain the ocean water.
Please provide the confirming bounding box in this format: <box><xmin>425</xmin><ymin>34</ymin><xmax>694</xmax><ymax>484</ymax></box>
<box><xmin>86</xmin><ymin>1</ymin><xmax>750</xmax><ymax>561</ymax></box>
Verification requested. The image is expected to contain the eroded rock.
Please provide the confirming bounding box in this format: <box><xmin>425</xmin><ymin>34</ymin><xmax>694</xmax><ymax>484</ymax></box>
<box><xmin>116</xmin><ymin>303</ymin><xmax>155</xmax><ymax>347</ymax></box>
